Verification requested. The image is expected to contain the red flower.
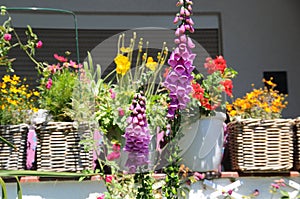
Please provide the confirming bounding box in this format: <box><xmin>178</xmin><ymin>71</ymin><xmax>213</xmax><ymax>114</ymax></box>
<box><xmin>105</xmin><ymin>175</ymin><xmax>113</xmax><ymax>183</ymax></box>
<box><xmin>191</xmin><ymin>82</ymin><xmax>204</xmax><ymax>100</ymax></box>
<box><xmin>221</xmin><ymin>79</ymin><xmax>233</xmax><ymax>97</ymax></box>
<box><xmin>214</xmin><ymin>56</ymin><xmax>227</xmax><ymax>74</ymax></box>
<box><xmin>112</xmin><ymin>143</ymin><xmax>121</xmax><ymax>151</ymax></box>
<box><xmin>204</xmin><ymin>56</ymin><xmax>227</xmax><ymax>74</ymax></box>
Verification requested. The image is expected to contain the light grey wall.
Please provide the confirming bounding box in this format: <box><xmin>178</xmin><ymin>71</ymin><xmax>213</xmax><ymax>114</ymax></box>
<box><xmin>1</xmin><ymin>0</ymin><xmax>299</xmax><ymax>118</ymax></box>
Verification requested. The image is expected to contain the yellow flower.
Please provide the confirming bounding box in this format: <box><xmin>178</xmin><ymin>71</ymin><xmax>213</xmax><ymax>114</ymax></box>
<box><xmin>145</xmin><ymin>57</ymin><xmax>158</xmax><ymax>71</ymax></box>
<box><xmin>32</xmin><ymin>107</ymin><xmax>39</xmax><ymax>112</ymax></box>
<box><xmin>229</xmin><ymin>110</ymin><xmax>237</xmax><ymax>117</ymax></box>
<box><xmin>12</xmin><ymin>75</ymin><xmax>20</xmax><ymax>81</ymax></box>
<box><xmin>263</xmin><ymin>78</ymin><xmax>277</xmax><ymax>87</ymax></box>
<box><xmin>264</xmin><ymin>107</ymin><xmax>271</xmax><ymax>113</ymax></box>
<box><xmin>26</xmin><ymin>93</ymin><xmax>32</xmax><ymax>98</ymax></box>
<box><xmin>7</xmin><ymin>98</ymin><xmax>18</xmax><ymax>106</ymax></box>
<box><xmin>10</xmin><ymin>86</ymin><xmax>18</xmax><ymax>94</ymax></box>
<box><xmin>2</xmin><ymin>75</ymin><xmax>11</xmax><ymax>83</ymax></box>
<box><xmin>226</xmin><ymin>103</ymin><xmax>233</xmax><ymax>111</ymax></box>
<box><xmin>0</xmin><ymin>82</ymin><xmax>6</xmax><ymax>89</ymax></box>
<box><xmin>114</xmin><ymin>54</ymin><xmax>131</xmax><ymax>76</ymax></box>
<box><xmin>10</xmin><ymin>80</ymin><xmax>18</xmax><ymax>85</ymax></box>
<box><xmin>33</xmin><ymin>91</ymin><xmax>40</xmax><ymax>96</ymax></box>
<box><xmin>1</xmin><ymin>89</ymin><xmax>8</xmax><ymax>94</ymax></box>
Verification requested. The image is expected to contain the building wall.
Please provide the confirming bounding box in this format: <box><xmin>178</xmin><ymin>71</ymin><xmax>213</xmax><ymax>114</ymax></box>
<box><xmin>1</xmin><ymin>0</ymin><xmax>300</xmax><ymax>118</ymax></box>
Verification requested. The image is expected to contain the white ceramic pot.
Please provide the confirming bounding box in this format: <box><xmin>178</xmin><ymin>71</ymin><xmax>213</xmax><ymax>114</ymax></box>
<box><xmin>179</xmin><ymin>112</ymin><xmax>226</xmax><ymax>172</ymax></box>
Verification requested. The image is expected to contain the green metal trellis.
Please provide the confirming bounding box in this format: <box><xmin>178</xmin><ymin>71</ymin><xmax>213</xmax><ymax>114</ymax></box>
<box><xmin>5</xmin><ymin>7</ymin><xmax>80</xmax><ymax>64</ymax></box>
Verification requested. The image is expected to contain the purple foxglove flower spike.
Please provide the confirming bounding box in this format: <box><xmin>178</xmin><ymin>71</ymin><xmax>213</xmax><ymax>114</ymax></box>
<box><xmin>164</xmin><ymin>0</ymin><xmax>195</xmax><ymax>119</ymax></box>
<box><xmin>124</xmin><ymin>91</ymin><xmax>151</xmax><ymax>173</ymax></box>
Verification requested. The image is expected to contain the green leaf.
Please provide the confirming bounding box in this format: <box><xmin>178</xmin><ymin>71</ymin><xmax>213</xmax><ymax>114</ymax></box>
<box><xmin>279</xmin><ymin>190</ymin><xmax>289</xmax><ymax>197</ymax></box>
<box><xmin>0</xmin><ymin>170</ymin><xmax>92</xmax><ymax>178</ymax></box>
<box><xmin>0</xmin><ymin>177</ymin><xmax>7</xmax><ymax>199</ymax></box>
<box><xmin>0</xmin><ymin>136</ymin><xmax>16</xmax><ymax>149</ymax></box>
<box><xmin>15</xmin><ymin>176</ymin><xmax>22</xmax><ymax>199</ymax></box>
<box><xmin>171</xmin><ymin>187</ymin><xmax>177</xmax><ymax>195</ymax></box>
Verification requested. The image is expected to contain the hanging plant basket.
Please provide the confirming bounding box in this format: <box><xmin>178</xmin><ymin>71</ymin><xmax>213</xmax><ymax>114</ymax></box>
<box><xmin>36</xmin><ymin>122</ymin><xmax>93</xmax><ymax>172</ymax></box>
<box><xmin>228</xmin><ymin>118</ymin><xmax>294</xmax><ymax>172</ymax></box>
<box><xmin>0</xmin><ymin>124</ymin><xmax>28</xmax><ymax>170</ymax></box>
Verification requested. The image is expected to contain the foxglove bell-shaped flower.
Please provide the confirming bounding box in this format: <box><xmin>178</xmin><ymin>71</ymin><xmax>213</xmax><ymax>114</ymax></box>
<box><xmin>164</xmin><ymin>0</ymin><xmax>195</xmax><ymax>119</ymax></box>
<box><xmin>124</xmin><ymin>91</ymin><xmax>151</xmax><ymax>173</ymax></box>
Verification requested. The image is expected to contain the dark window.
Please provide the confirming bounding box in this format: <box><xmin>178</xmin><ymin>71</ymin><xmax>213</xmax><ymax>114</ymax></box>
<box><xmin>263</xmin><ymin>71</ymin><xmax>288</xmax><ymax>94</ymax></box>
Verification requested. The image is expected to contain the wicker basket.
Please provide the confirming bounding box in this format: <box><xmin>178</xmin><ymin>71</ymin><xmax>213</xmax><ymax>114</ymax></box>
<box><xmin>0</xmin><ymin>124</ymin><xmax>28</xmax><ymax>170</ymax></box>
<box><xmin>228</xmin><ymin>119</ymin><xmax>294</xmax><ymax>172</ymax></box>
<box><xmin>295</xmin><ymin>118</ymin><xmax>300</xmax><ymax>170</ymax></box>
<box><xmin>36</xmin><ymin>122</ymin><xmax>93</xmax><ymax>172</ymax></box>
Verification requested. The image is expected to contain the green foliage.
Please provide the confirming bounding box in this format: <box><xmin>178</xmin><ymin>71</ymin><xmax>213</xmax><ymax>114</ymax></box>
<box><xmin>135</xmin><ymin>172</ymin><xmax>155</xmax><ymax>199</ymax></box>
<box><xmin>40</xmin><ymin>68</ymin><xmax>77</xmax><ymax>121</ymax></box>
<box><xmin>0</xmin><ymin>177</ymin><xmax>7</xmax><ymax>199</ymax></box>
<box><xmin>0</xmin><ymin>8</ymin><xmax>42</xmax><ymax>72</ymax></box>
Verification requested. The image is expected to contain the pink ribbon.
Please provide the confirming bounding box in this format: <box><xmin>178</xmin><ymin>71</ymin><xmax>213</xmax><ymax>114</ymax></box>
<box><xmin>93</xmin><ymin>130</ymin><xmax>102</xmax><ymax>170</ymax></box>
<box><xmin>26</xmin><ymin>128</ymin><xmax>37</xmax><ymax>169</ymax></box>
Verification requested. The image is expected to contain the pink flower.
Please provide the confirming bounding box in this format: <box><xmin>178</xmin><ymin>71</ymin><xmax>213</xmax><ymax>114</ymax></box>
<box><xmin>48</xmin><ymin>64</ymin><xmax>61</xmax><ymax>74</ymax></box>
<box><xmin>97</xmin><ymin>194</ymin><xmax>105</xmax><ymax>199</ymax></box>
<box><xmin>107</xmin><ymin>151</ymin><xmax>120</xmax><ymax>161</ymax></box>
<box><xmin>193</xmin><ymin>172</ymin><xmax>205</xmax><ymax>181</ymax></box>
<box><xmin>118</xmin><ymin>107</ymin><xmax>125</xmax><ymax>116</ymax></box>
<box><xmin>3</xmin><ymin>33</ymin><xmax>12</xmax><ymax>41</ymax></box>
<box><xmin>112</xmin><ymin>143</ymin><xmax>121</xmax><ymax>151</ymax></box>
<box><xmin>54</xmin><ymin>53</ymin><xmax>68</xmax><ymax>62</ymax></box>
<box><xmin>105</xmin><ymin>175</ymin><xmax>113</xmax><ymax>183</ymax></box>
<box><xmin>109</xmin><ymin>88</ymin><xmax>116</xmax><ymax>99</ymax></box>
<box><xmin>45</xmin><ymin>78</ymin><xmax>53</xmax><ymax>89</ymax></box>
<box><xmin>36</xmin><ymin>40</ymin><xmax>43</xmax><ymax>48</ymax></box>
<box><xmin>271</xmin><ymin>183</ymin><xmax>280</xmax><ymax>189</ymax></box>
<box><xmin>69</xmin><ymin>60</ymin><xmax>83</xmax><ymax>69</ymax></box>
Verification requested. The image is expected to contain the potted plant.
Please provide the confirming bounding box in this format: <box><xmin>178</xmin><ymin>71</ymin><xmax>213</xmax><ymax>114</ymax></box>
<box><xmin>226</xmin><ymin>78</ymin><xmax>293</xmax><ymax>172</ymax></box>
<box><xmin>0</xmin><ymin>7</ymin><xmax>41</xmax><ymax>170</ymax></box>
<box><xmin>177</xmin><ymin>55</ymin><xmax>238</xmax><ymax>172</ymax></box>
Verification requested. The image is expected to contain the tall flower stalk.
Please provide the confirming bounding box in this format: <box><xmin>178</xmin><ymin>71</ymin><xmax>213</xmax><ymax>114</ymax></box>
<box><xmin>124</xmin><ymin>90</ymin><xmax>151</xmax><ymax>173</ymax></box>
<box><xmin>163</xmin><ymin>0</ymin><xmax>196</xmax><ymax>119</ymax></box>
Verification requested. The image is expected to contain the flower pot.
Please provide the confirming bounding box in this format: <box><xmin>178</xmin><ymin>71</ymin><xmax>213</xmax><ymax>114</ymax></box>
<box><xmin>36</xmin><ymin>122</ymin><xmax>93</xmax><ymax>172</ymax></box>
<box><xmin>179</xmin><ymin>112</ymin><xmax>226</xmax><ymax>172</ymax></box>
<box><xmin>0</xmin><ymin>124</ymin><xmax>28</xmax><ymax>170</ymax></box>
<box><xmin>228</xmin><ymin>118</ymin><xmax>294</xmax><ymax>172</ymax></box>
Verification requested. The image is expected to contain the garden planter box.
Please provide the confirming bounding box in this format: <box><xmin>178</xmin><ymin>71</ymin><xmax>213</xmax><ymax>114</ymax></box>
<box><xmin>228</xmin><ymin>119</ymin><xmax>294</xmax><ymax>172</ymax></box>
<box><xmin>295</xmin><ymin>118</ymin><xmax>300</xmax><ymax>170</ymax></box>
<box><xmin>36</xmin><ymin>122</ymin><xmax>93</xmax><ymax>172</ymax></box>
<box><xmin>0</xmin><ymin>124</ymin><xmax>28</xmax><ymax>170</ymax></box>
